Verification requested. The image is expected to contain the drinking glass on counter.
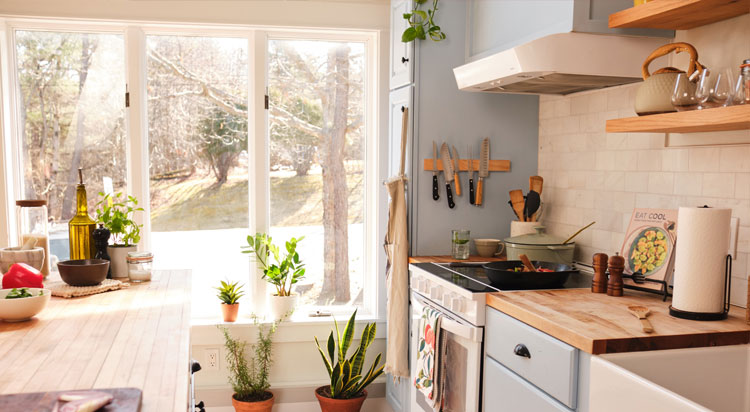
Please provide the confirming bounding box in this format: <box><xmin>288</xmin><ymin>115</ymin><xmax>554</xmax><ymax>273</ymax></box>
<box><xmin>451</xmin><ymin>230</ymin><xmax>470</xmax><ymax>260</ymax></box>
<box><xmin>671</xmin><ymin>73</ymin><xmax>699</xmax><ymax>111</ymax></box>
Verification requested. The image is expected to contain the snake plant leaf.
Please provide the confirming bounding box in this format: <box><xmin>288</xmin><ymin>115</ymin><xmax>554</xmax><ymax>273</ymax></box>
<box><xmin>340</xmin><ymin>309</ymin><xmax>357</xmax><ymax>361</ymax></box>
<box><xmin>333</xmin><ymin>374</ymin><xmax>344</xmax><ymax>398</ymax></box>
<box><xmin>331</xmin><ymin>362</ymin><xmax>342</xmax><ymax>388</ymax></box>
<box><xmin>327</xmin><ymin>332</ymin><xmax>335</xmax><ymax>364</ymax></box>
<box><xmin>342</xmin><ymin>375</ymin><xmax>362</xmax><ymax>397</ymax></box>
<box><xmin>315</xmin><ymin>337</ymin><xmax>333</xmax><ymax>377</ymax></box>
<box><xmin>334</xmin><ymin>317</ymin><xmax>342</xmax><ymax>361</ymax></box>
<box><xmin>355</xmin><ymin>353</ymin><xmax>385</xmax><ymax>394</ymax></box>
<box><xmin>342</xmin><ymin>359</ymin><xmax>352</xmax><ymax>386</ymax></box>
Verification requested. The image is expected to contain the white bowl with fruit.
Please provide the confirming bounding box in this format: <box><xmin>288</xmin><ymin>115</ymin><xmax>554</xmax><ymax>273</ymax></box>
<box><xmin>0</xmin><ymin>287</ymin><xmax>51</xmax><ymax>322</ymax></box>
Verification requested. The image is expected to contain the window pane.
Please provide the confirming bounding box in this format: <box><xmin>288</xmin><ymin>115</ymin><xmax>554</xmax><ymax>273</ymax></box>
<box><xmin>146</xmin><ymin>35</ymin><xmax>249</xmax><ymax>291</ymax></box>
<box><xmin>268</xmin><ymin>39</ymin><xmax>366</xmax><ymax>309</ymax></box>
<box><xmin>15</xmin><ymin>30</ymin><xmax>126</xmax><ymax>261</ymax></box>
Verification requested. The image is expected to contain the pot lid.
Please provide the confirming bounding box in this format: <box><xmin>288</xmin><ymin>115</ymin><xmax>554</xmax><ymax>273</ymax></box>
<box><xmin>504</xmin><ymin>226</ymin><xmax>572</xmax><ymax>246</ymax></box>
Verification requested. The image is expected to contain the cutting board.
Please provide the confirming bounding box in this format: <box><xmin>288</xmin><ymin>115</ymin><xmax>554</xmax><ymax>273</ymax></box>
<box><xmin>0</xmin><ymin>388</ymin><xmax>141</xmax><ymax>411</ymax></box>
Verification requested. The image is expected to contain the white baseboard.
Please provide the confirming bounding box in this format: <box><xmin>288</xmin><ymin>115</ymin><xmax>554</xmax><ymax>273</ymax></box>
<box><xmin>205</xmin><ymin>398</ymin><xmax>393</xmax><ymax>412</ymax></box>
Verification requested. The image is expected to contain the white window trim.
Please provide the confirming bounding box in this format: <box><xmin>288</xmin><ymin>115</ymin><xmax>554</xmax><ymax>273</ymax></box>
<box><xmin>0</xmin><ymin>16</ymin><xmax>384</xmax><ymax>322</ymax></box>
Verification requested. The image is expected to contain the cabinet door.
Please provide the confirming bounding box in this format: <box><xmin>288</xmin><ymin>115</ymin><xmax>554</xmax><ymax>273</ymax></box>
<box><xmin>390</xmin><ymin>0</ymin><xmax>414</xmax><ymax>90</ymax></box>
<box><xmin>386</xmin><ymin>374</ymin><xmax>411</xmax><ymax>412</ymax></box>
<box><xmin>388</xmin><ymin>86</ymin><xmax>413</xmax><ymax>178</ymax></box>
<box><xmin>484</xmin><ymin>356</ymin><xmax>573</xmax><ymax>412</ymax></box>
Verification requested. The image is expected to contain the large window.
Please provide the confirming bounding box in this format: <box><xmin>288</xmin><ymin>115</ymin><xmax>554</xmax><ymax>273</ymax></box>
<box><xmin>2</xmin><ymin>22</ymin><xmax>378</xmax><ymax>319</ymax></box>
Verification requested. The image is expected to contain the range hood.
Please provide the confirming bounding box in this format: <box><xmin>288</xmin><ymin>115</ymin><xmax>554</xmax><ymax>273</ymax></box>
<box><xmin>454</xmin><ymin>32</ymin><xmax>670</xmax><ymax>95</ymax></box>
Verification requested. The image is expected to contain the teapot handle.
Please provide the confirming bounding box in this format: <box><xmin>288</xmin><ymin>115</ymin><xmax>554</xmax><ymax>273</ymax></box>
<box><xmin>641</xmin><ymin>42</ymin><xmax>703</xmax><ymax>80</ymax></box>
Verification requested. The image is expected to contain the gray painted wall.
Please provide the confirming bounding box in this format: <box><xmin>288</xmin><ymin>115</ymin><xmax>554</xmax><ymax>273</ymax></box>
<box><xmin>410</xmin><ymin>0</ymin><xmax>539</xmax><ymax>256</ymax></box>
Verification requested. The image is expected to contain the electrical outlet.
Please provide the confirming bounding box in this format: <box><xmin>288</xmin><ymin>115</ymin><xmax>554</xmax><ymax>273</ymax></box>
<box><xmin>205</xmin><ymin>348</ymin><xmax>219</xmax><ymax>371</ymax></box>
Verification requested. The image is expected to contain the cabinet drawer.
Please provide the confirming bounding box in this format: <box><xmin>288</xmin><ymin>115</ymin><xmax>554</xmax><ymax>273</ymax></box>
<box><xmin>485</xmin><ymin>307</ymin><xmax>578</xmax><ymax>409</ymax></box>
<box><xmin>484</xmin><ymin>356</ymin><xmax>572</xmax><ymax>412</ymax></box>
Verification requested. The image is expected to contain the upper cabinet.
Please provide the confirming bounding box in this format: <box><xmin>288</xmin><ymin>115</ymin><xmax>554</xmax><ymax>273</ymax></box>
<box><xmin>390</xmin><ymin>0</ymin><xmax>414</xmax><ymax>90</ymax></box>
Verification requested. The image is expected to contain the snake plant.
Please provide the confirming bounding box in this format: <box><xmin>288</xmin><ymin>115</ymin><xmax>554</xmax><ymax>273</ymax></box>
<box><xmin>314</xmin><ymin>310</ymin><xmax>385</xmax><ymax>399</ymax></box>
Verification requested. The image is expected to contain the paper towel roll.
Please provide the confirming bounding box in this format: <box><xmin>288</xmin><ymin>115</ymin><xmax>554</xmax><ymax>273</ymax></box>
<box><xmin>672</xmin><ymin>207</ymin><xmax>731</xmax><ymax>314</ymax></box>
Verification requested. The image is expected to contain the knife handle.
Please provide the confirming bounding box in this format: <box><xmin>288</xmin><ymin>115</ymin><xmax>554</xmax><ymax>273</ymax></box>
<box><xmin>453</xmin><ymin>172</ymin><xmax>461</xmax><ymax>196</ymax></box>
<box><xmin>469</xmin><ymin>177</ymin><xmax>475</xmax><ymax>205</ymax></box>
<box><xmin>432</xmin><ymin>175</ymin><xmax>440</xmax><ymax>200</ymax></box>
<box><xmin>446</xmin><ymin>183</ymin><xmax>455</xmax><ymax>209</ymax></box>
<box><xmin>476</xmin><ymin>178</ymin><xmax>483</xmax><ymax>206</ymax></box>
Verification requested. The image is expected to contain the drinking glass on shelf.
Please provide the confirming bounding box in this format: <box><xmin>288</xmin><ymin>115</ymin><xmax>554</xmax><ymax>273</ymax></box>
<box><xmin>733</xmin><ymin>69</ymin><xmax>749</xmax><ymax>105</ymax></box>
<box><xmin>671</xmin><ymin>73</ymin><xmax>698</xmax><ymax>111</ymax></box>
<box><xmin>451</xmin><ymin>229</ymin><xmax>470</xmax><ymax>260</ymax></box>
<box><xmin>708</xmin><ymin>69</ymin><xmax>733</xmax><ymax>108</ymax></box>
<box><xmin>695</xmin><ymin>69</ymin><xmax>712</xmax><ymax>109</ymax></box>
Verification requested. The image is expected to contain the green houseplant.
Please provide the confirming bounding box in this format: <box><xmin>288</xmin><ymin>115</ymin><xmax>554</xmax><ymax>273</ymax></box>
<box><xmin>242</xmin><ymin>233</ymin><xmax>305</xmax><ymax>319</ymax></box>
<box><xmin>215</xmin><ymin>280</ymin><xmax>245</xmax><ymax>322</ymax></box>
<box><xmin>401</xmin><ymin>0</ymin><xmax>446</xmax><ymax>43</ymax></box>
<box><xmin>95</xmin><ymin>192</ymin><xmax>144</xmax><ymax>278</ymax></box>
<box><xmin>313</xmin><ymin>310</ymin><xmax>385</xmax><ymax>412</ymax></box>
<box><xmin>221</xmin><ymin>318</ymin><xmax>281</xmax><ymax>412</ymax></box>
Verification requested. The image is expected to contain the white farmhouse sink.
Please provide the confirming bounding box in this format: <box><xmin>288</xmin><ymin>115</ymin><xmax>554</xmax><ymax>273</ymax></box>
<box><xmin>589</xmin><ymin>345</ymin><xmax>750</xmax><ymax>412</ymax></box>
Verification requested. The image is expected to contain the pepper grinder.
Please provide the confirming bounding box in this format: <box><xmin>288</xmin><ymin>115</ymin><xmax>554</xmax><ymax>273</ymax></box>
<box><xmin>92</xmin><ymin>223</ymin><xmax>112</xmax><ymax>279</ymax></box>
<box><xmin>607</xmin><ymin>253</ymin><xmax>625</xmax><ymax>297</ymax></box>
<box><xmin>592</xmin><ymin>253</ymin><xmax>608</xmax><ymax>293</ymax></box>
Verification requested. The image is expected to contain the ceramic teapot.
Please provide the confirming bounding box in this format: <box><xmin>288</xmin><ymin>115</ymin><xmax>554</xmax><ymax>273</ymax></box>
<box><xmin>634</xmin><ymin>42</ymin><xmax>704</xmax><ymax>116</ymax></box>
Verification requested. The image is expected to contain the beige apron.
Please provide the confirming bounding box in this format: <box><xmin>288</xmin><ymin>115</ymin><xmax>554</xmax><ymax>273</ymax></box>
<box><xmin>384</xmin><ymin>107</ymin><xmax>410</xmax><ymax>379</ymax></box>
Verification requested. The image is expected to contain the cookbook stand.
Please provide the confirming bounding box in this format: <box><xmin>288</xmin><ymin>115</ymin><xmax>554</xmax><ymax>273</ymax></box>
<box><xmin>623</xmin><ymin>274</ymin><xmax>671</xmax><ymax>301</ymax></box>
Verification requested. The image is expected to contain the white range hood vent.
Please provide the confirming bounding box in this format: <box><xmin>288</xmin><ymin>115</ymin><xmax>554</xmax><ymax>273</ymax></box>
<box><xmin>454</xmin><ymin>32</ymin><xmax>670</xmax><ymax>95</ymax></box>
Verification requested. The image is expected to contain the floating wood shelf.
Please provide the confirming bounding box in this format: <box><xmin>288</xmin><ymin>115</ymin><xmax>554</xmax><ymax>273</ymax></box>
<box><xmin>423</xmin><ymin>159</ymin><xmax>510</xmax><ymax>172</ymax></box>
<box><xmin>609</xmin><ymin>0</ymin><xmax>750</xmax><ymax>30</ymax></box>
<box><xmin>606</xmin><ymin>105</ymin><xmax>750</xmax><ymax>133</ymax></box>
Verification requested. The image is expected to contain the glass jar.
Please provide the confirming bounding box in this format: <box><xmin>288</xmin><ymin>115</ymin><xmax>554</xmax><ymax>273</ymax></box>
<box><xmin>126</xmin><ymin>251</ymin><xmax>153</xmax><ymax>282</ymax></box>
<box><xmin>733</xmin><ymin>59</ymin><xmax>750</xmax><ymax>105</ymax></box>
<box><xmin>451</xmin><ymin>229</ymin><xmax>470</xmax><ymax>260</ymax></box>
<box><xmin>16</xmin><ymin>200</ymin><xmax>50</xmax><ymax>277</ymax></box>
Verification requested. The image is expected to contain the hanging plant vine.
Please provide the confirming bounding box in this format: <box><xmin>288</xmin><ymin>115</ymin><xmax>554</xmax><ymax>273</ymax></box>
<box><xmin>401</xmin><ymin>0</ymin><xmax>446</xmax><ymax>43</ymax></box>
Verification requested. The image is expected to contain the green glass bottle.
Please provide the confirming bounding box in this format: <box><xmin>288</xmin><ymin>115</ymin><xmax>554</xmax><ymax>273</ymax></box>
<box><xmin>68</xmin><ymin>168</ymin><xmax>96</xmax><ymax>260</ymax></box>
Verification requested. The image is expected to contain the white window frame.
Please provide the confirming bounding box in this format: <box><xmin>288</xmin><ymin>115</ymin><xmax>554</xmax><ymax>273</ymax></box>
<box><xmin>0</xmin><ymin>16</ymin><xmax>382</xmax><ymax>321</ymax></box>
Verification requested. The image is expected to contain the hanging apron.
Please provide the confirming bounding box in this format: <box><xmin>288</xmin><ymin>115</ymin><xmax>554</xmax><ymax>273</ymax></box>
<box><xmin>384</xmin><ymin>106</ymin><xmax>410</xmax><ymax>379</ymax></box>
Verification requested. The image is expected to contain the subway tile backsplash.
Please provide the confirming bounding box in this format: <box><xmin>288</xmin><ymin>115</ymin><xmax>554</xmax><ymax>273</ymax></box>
<box><xmin>538</xmin><ymin>83</ymin><xmax>749</xmax><ymax>307</ymax></box>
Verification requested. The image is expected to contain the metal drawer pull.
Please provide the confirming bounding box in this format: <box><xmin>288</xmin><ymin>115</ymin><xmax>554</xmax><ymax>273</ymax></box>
<box><xmin>402</xmin><ymin>56</ymin><xmax>409</xmax><ymax>63</ymax></box>
<box><xmin>513</xmin><ymin>344</ymin><xmax>531</xmax><ymax>358</ymax></box>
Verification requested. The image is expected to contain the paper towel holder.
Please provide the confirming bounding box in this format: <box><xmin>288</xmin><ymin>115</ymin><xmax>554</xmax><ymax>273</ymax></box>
<box><xmin>669</xmin><ymin>254</ymin><xmax>732</xmax><ymax>321</ymax></box>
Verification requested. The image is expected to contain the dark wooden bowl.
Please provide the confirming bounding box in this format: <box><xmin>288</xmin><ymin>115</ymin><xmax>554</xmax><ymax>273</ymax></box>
<box><xmin>57</xmin><ymin>259</ymin><xmax>109</xmax><ymax>286</ymax></box>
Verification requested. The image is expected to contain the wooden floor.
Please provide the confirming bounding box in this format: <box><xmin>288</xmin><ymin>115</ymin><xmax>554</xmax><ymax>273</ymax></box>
<box><xmin>0</xmin><ymin>270</ymin><xmax>191</xmax><ymax>412</ymax></box>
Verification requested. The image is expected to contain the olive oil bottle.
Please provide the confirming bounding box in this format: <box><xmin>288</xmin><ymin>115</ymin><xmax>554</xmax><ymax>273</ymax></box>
<box><xmin>68</xmin><ymin>168</ymin><xmax>96</xmax><ymax>260</ymax></box>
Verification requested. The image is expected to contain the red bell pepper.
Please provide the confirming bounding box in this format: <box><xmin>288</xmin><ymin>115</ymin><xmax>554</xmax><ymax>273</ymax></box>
<box><xmin>2</xmin><ymin>263</ymin><xmax>44</xmax><ymax>289</ymax></box>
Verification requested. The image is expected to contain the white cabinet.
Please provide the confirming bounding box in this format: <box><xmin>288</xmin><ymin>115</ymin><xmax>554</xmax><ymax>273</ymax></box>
<box><xmin>389</xmin><ymin>0</ymin><xmax>414</xmax><ymax>90</ymax></box>
<box><xmin>484</xmin><ymin>356</ymin><xmax>573</xmax><ymax>412</ymax></box>
<box><xmin>387</xmin><ymin>86</ymin><xmax>413</xmax><ymax>177</ymax></box>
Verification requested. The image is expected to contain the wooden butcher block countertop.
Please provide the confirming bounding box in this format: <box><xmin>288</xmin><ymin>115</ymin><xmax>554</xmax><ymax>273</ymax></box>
<box><xmin>0</xmin><ymin>270</ymin><xmax>191</xmax><ymax>412</ymax></box>
<box><xmin>487</xmin><ymin>289</ymin><xmax>750</xmax><ymax>355</ymax></box>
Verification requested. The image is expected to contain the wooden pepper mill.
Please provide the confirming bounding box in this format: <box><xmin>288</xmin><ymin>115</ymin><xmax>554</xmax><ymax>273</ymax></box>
<box><xmin>607</xmin><ymin>253</ymin><xmax>625</xmax><ymax>297</ymax></box>
<box><xmin>592</xmin><ymin>253</ymin><xmax>608</xmax><ymax>293</ymax></box>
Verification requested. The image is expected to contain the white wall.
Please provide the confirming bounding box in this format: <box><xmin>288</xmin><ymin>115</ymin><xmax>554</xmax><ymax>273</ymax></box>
<box><xmin>538</xmin><ymin>14</ymin><xmax>750</xmax><ymax>307</ymax></box>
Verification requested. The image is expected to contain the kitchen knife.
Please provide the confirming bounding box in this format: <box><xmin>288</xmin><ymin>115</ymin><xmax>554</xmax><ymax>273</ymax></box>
<box><xmin>468</xmin><ymin>144</ymin><xmax>475</xmax><ymax>205</ymax></box>
<box><xmin>451</xmin><ymin>145</ymin><xmax>462</xmax><ymax>197</ymax></box>
<box><xmin>432</xmin><ymin>141</ymin><xmax>440</xmax><ymax>201</ymax></box>
<box><xmin>476</xmin><ymin>138</ymin><xmax>490</xmax><ymax>206</ymax></box>
<box><xmin>440</xmin><ymin>143</ymin><xmax>455</xmax><ymax>209</ymax></box>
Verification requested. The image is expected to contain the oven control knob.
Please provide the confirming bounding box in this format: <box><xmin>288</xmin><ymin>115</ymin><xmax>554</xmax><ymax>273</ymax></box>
<box><xmin>450</xmin><ymin>297</ymin><xmax>464</xmax><ymax>312</ymax></box>
<box><xmin>429</xmin><ymin>286</ymin><xmax>442</xmax><ymax>300</ymax></box>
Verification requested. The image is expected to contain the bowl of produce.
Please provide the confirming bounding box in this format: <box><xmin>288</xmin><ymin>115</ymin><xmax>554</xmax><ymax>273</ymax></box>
<box><xmin>482</xmin><ymin>260</ymin><xmax>577</xmax><ymax>290</ymax></box>
<box><xmin>0</xmin><ymin>287</ymin><xmax>51</xmax><ymax>322</ymax></box>
<box><xmin>57</xmin><ymin>259</ymin><xmax>109</xmax><ymax>286</ymax></box>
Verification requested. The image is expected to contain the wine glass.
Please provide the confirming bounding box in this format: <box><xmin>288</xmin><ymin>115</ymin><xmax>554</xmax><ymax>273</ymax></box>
<box><xmin>708</xmin><ymin>69</ymin><xmax>733</xmax><ymax>108</ymax></box>
<box><xmin>671</xmin><ymin>73</ymin><xmax>698</xmax><ymax>111</ymax></box>
<box><xmin>695</xmin><ymin>69</ymin><xmax>712</xmax><ymax>109</ymax></box>
<box><xmin>732</xmin><ymin>71</ymin><xmax>749</xmax><ymax>105</ymax></box>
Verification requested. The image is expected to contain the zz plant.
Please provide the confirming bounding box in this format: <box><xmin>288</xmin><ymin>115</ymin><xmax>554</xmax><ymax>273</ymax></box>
<box><xmin>242</xmin><ymin>233</ymin><xmax>305</xmax><ymax>297</ymax></box>
<box><xmin>402</xmin><ymin>0</ymin><xmax>446</xmax><ymax>43</ymax></box>
<box><xmin>314</xmin><ymin>310</ymin><xmax>385</xmax><ymax>399</ymax></box>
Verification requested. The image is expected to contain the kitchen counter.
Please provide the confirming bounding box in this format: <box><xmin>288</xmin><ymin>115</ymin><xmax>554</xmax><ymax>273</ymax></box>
<box><xmin>409</xmin><ymin>255</ymin><xmax>504</xmax><ymax>263</ymax></box>
<box><xmin>0</xmin><ymin>270</ymin><xmax>191</xmax><ymax>411</ymax></box>
<box><xmin>487</xmin><ymin>289</ymin><xmax>750</xmax><ymax>355</ymax></box>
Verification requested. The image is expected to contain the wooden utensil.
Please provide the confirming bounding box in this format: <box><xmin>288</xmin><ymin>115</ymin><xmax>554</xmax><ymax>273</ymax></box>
<box><xmin>509</xmin><ymin>190</ymin><xmax>525</xmax><ymax>221</ymax></box>
<box><xmin>628</xmin><ymin>305</ymin><xmax>654</xmax><ymax>333</ymax></box>
<box><xmin>563</xmin><ymin>221</ymin><xmax>596</xmax><ymax>244</ymax></box>
<box><xmin>524</xmin><ymin>190</ymin><xmax>541</xmax><ymax>222</ymax></box>
<box><xmin>519</xmin><ymin>254</ymin><xmax>537</xmax><ymax>272</ymax></box>
<box><xmin>529</xmin><ymin>176</ymin><xmax>543</xmax><ymax>194</ymax></box>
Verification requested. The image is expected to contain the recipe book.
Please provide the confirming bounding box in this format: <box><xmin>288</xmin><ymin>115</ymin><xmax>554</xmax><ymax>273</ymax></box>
<box><xmin>620</xmin><ymin>208</ymin><xmax>678</xmax><ymax>294</ymax></box>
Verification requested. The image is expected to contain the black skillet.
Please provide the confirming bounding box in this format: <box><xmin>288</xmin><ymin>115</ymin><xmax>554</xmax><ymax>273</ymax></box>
<box><xmin>483</xmin><ymin>260</ymin><xmax>578</xmax><ymax>290</ymax></box>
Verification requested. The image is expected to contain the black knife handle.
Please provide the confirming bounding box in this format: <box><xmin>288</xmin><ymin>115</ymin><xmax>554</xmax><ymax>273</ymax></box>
<box><xmin>432</xmin><ymin>175</ymin><xmax>440</xmax><ymax>200</ymax></box>
<box><xmin>446</xmin><ymin>183</ymin><xmax>455</xmax><ymax>209</ymax></box>
<box><xmin>469</xmin><ymin>178</ymin><xmax>475</xmax><ymax>205</ymax></box>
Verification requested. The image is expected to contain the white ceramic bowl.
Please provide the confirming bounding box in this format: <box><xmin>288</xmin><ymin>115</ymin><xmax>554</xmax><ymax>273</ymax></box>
<box><xmin>0</xmin><ymin>288</ymin><xmax>51</xmax><ymax>322</ymax></box>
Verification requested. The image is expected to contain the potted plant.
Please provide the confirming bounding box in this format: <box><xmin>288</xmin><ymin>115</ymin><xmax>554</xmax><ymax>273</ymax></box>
<box><xmin>242</xmin><ymin>233</ymin><xmax>305</xmax><ymax>320</ymax></box>
<box><xmin>313</xmin><ymin>310</ymin><xmax>385</xmax><ymax>412</ymax></box>
<box><xmin>221</xmin><ymin>318</ymin><xmax>280</xmax><ymax>412</ymax></box>
<box><xmin>215</xmin><ymin>280</ymin><xmax>245</xmax><ymax>322</ymax></box>
<box><xmin>95</xmin><ymin>192</ymin><xmax>143</xmax><ymax>278</ymax></box>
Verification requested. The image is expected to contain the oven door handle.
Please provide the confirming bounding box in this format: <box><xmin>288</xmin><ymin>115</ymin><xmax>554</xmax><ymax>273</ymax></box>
<box><xmin>440</xmin><ymin>316</ymin><xmax>483</xmax><ymax>343</ymax></box>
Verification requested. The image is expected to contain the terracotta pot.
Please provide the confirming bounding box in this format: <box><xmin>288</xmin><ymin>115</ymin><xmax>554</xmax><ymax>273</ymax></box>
<box><xmin>231</xmin><ymin>392</ymin><xmax>274</xmax><ymax>412</ymax></box>
<box><xmin>315</xmin><ymin>386</ymin><xmax>367</xmax><ymax>412</ymax></box>
<box><xmin>222</xmin><ymin>303</ymin><xmax>239</xmax><ymax>322</ymax></box>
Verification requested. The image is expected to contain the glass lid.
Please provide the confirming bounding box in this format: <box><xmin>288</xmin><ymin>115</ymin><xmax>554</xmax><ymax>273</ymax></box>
<box><xmin>504</xmin><ymin>226</ymin><xmax>571</xmax><ymax>246</ymax></box>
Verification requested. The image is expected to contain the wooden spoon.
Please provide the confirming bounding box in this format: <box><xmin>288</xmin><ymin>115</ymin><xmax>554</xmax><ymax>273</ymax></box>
<box><xmin>519</xmin><ymin>254</ymin><xmax>537</xmax><ymax>272</ymax></box>
<box><xmin>627</xmin><ymin>305</ymin><xmax>654</xmax><ymax>333</ymax></box>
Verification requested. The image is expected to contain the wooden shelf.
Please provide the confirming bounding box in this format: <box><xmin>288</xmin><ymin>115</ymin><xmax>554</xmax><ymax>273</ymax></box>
<box><xmin>609</xmin><ymin>0</ymin><xmax>750</xmax><ymax>30</ymax></box>
<box><xmin>606</xmin><ymin>105</ymin><xmax>750</xmax><ymax>133</ymax></box>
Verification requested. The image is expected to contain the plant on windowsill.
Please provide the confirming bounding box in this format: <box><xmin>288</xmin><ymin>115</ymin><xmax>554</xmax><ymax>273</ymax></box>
<box><xmin>401</xmin><ymin>0</ymin><xmax>446</xmax><ymax>43</ymax></box>
<box><xmin>94</xmin><ymin>192</ymin><xmax>144</xmax><ymax>279</ymax></box>
<box><xmin>242</xmin><ymin>233</ymin><xmax>305</xmax><ymax>320</ymax></box>
<box><xmin>215</xmin><ymin>280</ymin><xmax>245</xmax><ymax>322</ymax></box>
<box><xmin>221</xmin><ymin>316</ymin><xmax>282</xmax><ymax>412</ymax></box>
<box><xmin>313</xmin><ymin>309</ymin><xmax>385</xmax><ymax>412</ymax></box>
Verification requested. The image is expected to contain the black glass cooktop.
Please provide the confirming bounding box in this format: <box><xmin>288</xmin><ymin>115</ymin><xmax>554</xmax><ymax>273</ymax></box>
<box><xmin>412</xmin><ymin>262</ymin><xmax>593</xmax><ymax>293</ymax></box>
